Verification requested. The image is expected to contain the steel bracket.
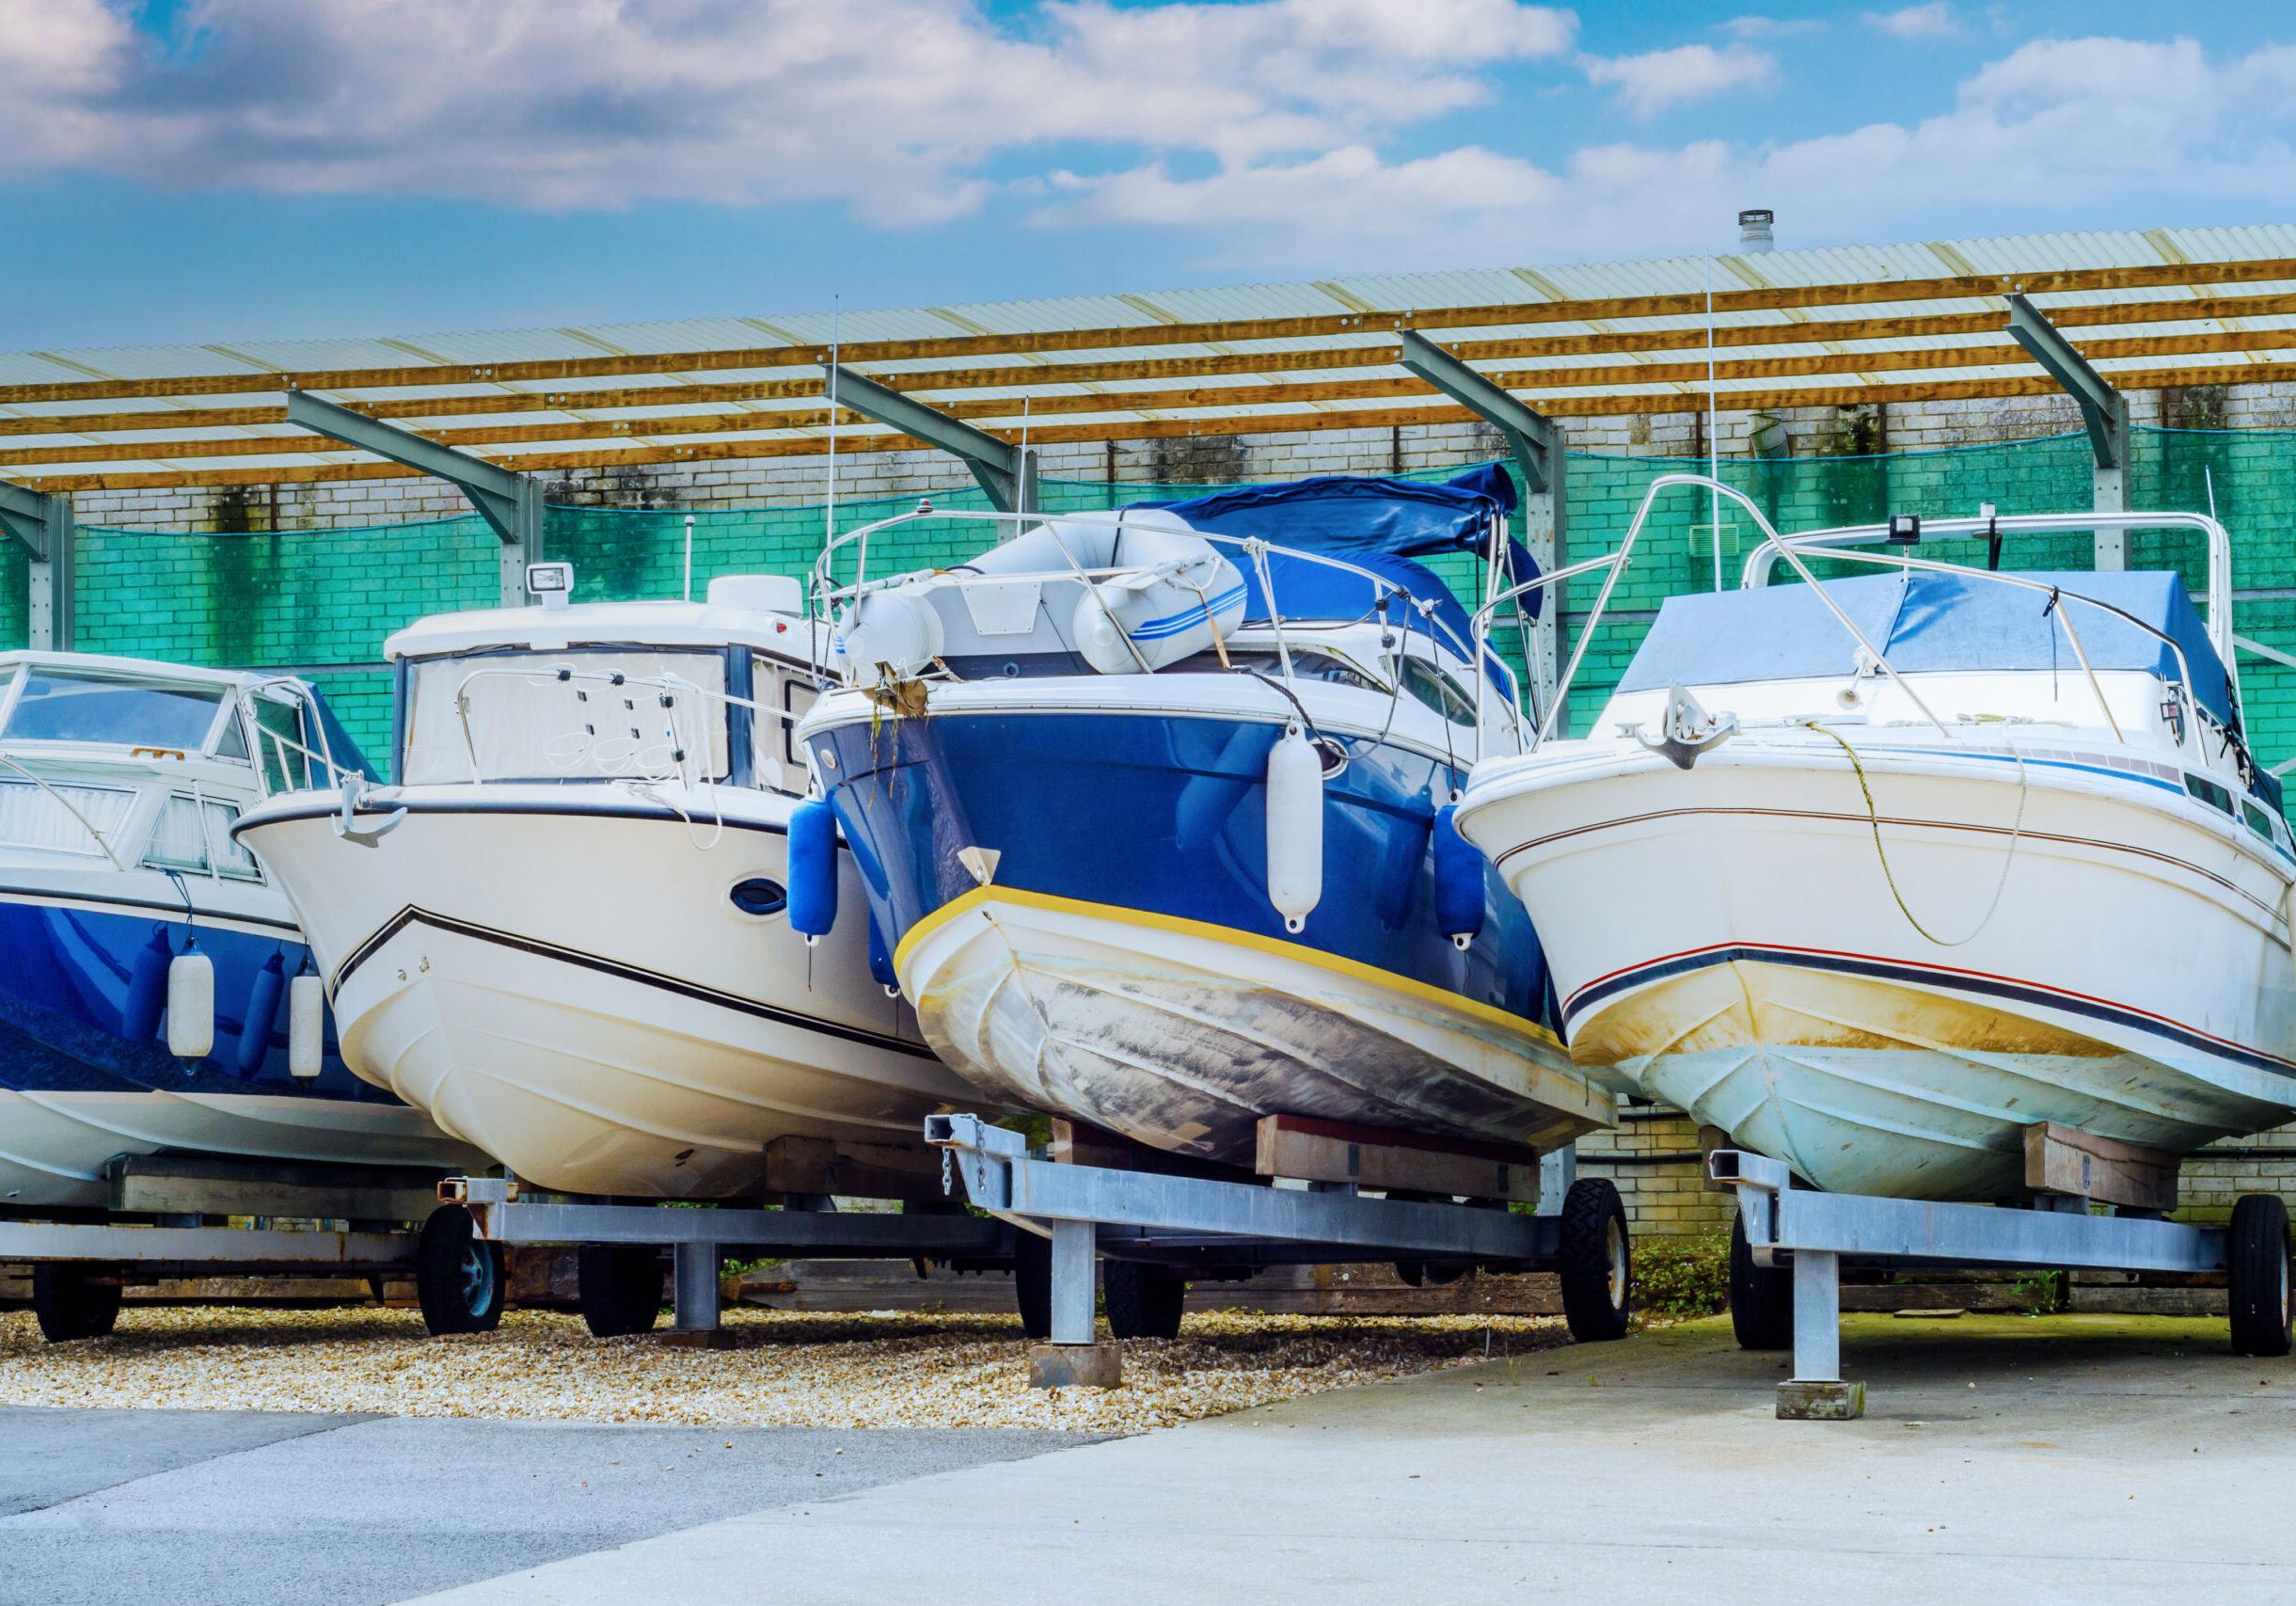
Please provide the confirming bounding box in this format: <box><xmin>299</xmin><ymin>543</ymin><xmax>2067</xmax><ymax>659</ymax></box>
<box><xmin>825</xmin><ymin>365</ymin><xmax>1037</xmax><ymax>515</ymax></box>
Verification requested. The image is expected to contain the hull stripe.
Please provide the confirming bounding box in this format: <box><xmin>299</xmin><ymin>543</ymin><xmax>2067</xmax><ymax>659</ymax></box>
<box><xmin>1562</xmin><ymin>940</ymin><xmax>2296</xmax><ymax>1080</ymax></box>
<box><xmin>332</xmin><ymin>906</ymin><xmax>938</xmax><ymax>1061</ymax></box>
<box><xmin>895</xmin><ymin>884</ymin><xmax>1561</xmax><ymax>1050</ymax></box>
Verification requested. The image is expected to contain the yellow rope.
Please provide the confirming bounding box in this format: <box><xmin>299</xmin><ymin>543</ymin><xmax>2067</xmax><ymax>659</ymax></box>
<box><xmin>1809</xmin><ymin>723</ymin><xmax>2027</xmax><ymax>948</ymax></box>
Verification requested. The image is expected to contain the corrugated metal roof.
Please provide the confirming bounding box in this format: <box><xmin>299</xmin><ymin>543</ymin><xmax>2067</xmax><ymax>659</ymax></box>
<box><xmin>7</xmin><ymin>223</ymin><xmax>2296</xmax><ymax>492</ymax></box>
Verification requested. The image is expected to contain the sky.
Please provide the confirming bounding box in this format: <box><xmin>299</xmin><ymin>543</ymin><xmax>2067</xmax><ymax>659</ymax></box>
<box><xmin>6</xmin><ymin>0</ymin><xmax>2296</xmax><ymax>351</ymax></box>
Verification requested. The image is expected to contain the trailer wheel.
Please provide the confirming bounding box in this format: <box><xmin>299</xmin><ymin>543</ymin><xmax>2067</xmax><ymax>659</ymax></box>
<box><xmin>1013</xmin><ymin>1229</ymin><xmax>1053</xmax><ymax>1340</ymax></box>
<box><xmin>577</xmin><ymin>1246</ymin><xmax>664</xmax><ymax>1338</ymax></box>
<box><xmin>416</xmin><ymin>1205</ymin><xmax>505</xmax><ymax>1335</ymax></box>
<box><xmin>1559</xmin><ymin>1178</ymin><xmax>1631</xmax><ymax>1342</ymax></box>
<box><xmin>1104</xmin><ymin>1261</ymin><xmax>1187</xmax><ymax>1340</ymax></box>
<box><xmin>31</xmin><ymin>1264</ymin><xmax>120</xmax><ymax>1343</ymax></box>
<box><xmin>1730</xmin><ymin>1209</ymin><xmax>1795</xmax><ymax>1351</ymax></box>
<box><xmin>2228</xmin><ymin>1193</ymin><xmax>2293</xmax><ymax>1358</ymax></box>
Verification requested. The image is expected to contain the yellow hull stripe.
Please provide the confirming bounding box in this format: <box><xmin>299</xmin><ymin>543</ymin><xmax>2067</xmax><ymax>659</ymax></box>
<box><xmin>894</xmin><ymin>884</ymin><xmax>1562</xmax><ymax>1051</ymax></box>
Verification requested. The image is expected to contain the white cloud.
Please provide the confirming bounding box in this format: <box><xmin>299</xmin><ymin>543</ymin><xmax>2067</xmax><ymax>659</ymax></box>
<box><xmin>1865</xmin><ymin>4</ymin><xmax>1962</xmax><ymax>40</ymax></box>
<box><xmin>0</xmin><ymin>0</ymin><xmax>1577</xmax><ymax>220</ymax></box>
<box><xmin>1722</xmin><ymin>16</ymin><xmax>1825</xmax><ymax>40</ymax></box>
<box><xmin>1580</xmin><ymin>42</ymin><xmax>1779</xmax><ymax>119</ymax></box>
<box><xmin>1038</xmin><ymin>35</ymin><xmax>2296</xmax><ymax>269</ymax></box>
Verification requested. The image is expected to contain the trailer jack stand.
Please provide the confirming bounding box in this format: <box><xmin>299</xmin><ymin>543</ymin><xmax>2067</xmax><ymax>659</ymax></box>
<box><xmin>1777</xmin><ymin>1248</ymin><xmax>1863</xmax><ymax>1420</ymax></box>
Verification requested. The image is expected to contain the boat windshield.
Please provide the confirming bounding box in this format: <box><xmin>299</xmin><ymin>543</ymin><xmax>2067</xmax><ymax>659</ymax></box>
<box><xmin>401</xmin><ymin>648</ymin><xmax>729</xmax><ymax>785</ymax></box>
<box><xmin>2</xmin><ymin>666</ymin><xmax>228</xmax><ymax>752</ymax></box>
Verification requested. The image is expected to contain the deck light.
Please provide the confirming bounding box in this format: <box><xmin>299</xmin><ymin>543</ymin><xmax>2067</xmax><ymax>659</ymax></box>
<box><xmin>1886</xmin><ymin>515</ymin><xmax>1921</xmax><ymax>544</ymax></box>
<box><xmin>526</xmin><ymin>563</ymin><xmax>576</xmax><ymax>609</ymax></box>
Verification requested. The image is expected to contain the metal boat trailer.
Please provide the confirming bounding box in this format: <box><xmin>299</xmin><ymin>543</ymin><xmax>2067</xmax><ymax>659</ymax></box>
<box><xmin>1</xmin><ymin>1156</ymin><xmax>454</xmax><ymax>1342</ymax></box>
<box><xmin>0</xmin><ymin>1217</ymin><xmax>418</xmax><ymax>1341</ymax></box>
<box><xmin>926</xmin><ymin>1114</ymin><xmax>1633</xmax><ymax>1388</ymax></box>
<box><xmin>440</xmin><ymin>1176</ymin><xmax>1019</xmax><ymax>1344</ymax></box>
<box><xmin>1714</xmin><ymin>1149</ymin><xmax>2293</xmax><ymax>1420</ymax></box>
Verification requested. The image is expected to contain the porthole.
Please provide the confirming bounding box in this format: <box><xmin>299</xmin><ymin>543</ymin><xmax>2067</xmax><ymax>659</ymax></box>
<box><xmin>728</xmin><ymin>877</ymin><xmax>788</xmax><ymax>917</ymax></box>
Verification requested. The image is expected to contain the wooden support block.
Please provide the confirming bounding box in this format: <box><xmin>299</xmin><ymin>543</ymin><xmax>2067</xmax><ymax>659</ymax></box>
<box><xmin>1027</xmin><ymin>1342</ymin><xmax>1123</xmax><ymax>1390</ymax></box>
<box><xmin>761</xmin><ymin>1135</ymin><xmax>942</xmax><ymax>1201</ymax></box>
<box><xmin>104</xmin><ymin>1155</ymin><xmax>447</xmax><ymax>1223</ymax></box>
<box><xmin>2021</xmin><ymin>1122</ymin><xmax>2180</xmax><ymax>1212</ymax></box>
<box><xmin>1254</xmin><ymin>1114</ymin><xmax>1542</xmax><ymax>1202</ymax></box>
<box><xmin>653</xmin><ymin>1328</ymin><xmax>737</xmax><ymax>1350</ymax></box>
<box><xmin>1050</xmin><ymin>1119</ymin><xmax>1253</xmax><ymax>1183</ymax></box>
<box><xmin>1777</xmin><ymin>1380</ymin><xmax>1864</xmax><ymax>1421</ymax></box>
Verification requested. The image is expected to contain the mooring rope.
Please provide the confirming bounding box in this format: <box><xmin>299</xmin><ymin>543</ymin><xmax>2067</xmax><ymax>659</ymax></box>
<box><xmin>1808</xmin><ymin>723</ymin><xmax>2028</xmax><ymax>948</ymax></box>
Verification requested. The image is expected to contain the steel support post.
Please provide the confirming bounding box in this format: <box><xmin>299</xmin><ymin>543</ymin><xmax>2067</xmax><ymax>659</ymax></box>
<box><xmin>2005</xmin><ymin>294</ymin><xmax>2129</xmax><ymax>569</ymax></box>
<box><xmin>1791</xmin><ymin>1249</ymin><xmax>1840</xmax><ymax>1382</ymax></box>
<box><xmin>824</xmin><ymin>364</ymin><xmax>1037</xmax><ymax>517</ymax></box>
<box><xmin>1536</xmin><ymin>1142</ymin><xmax>1577</xmax><ymax>1216</ymax></box>
<box><xmin>1396</xmin><ymin>331</ymin><xmax>1564</xmax><ymax>721</ymax></box>
<box><xmin>1</xmin><ymin>484</ymin><xmax>71</xmax><ymax>650</ymax></box>
<box><xmin>285</xmin><ymin>390</ymin><xmax>545</xmax><ymax>606</ymax></box>
<box><xmin>672</xmin><ymin>1241</ymin><xmax>720</xmax><ymax>1331</ymax></box>
<box><xmin>1049</xmin><ymin>1218</ymin><xmax>1097</xmax><ymax>1345</ymax></box>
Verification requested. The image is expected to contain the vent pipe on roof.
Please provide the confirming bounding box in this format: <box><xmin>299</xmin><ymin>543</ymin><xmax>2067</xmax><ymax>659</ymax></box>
<box><xmin>1738</xmin><ymin>209</ymin><xmax>1774</xmax><ymax>253</ymax></box>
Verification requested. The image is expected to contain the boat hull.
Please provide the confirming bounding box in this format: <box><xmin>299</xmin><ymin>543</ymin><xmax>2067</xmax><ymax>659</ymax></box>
<box><xmin>808</xmin><ymin>702</ymin><xmax>1606</xmax><ymax>1168</ymax></box>
<box><xmin>0</xmin><ymin>885</ymin><xmax>476</xmax><ymax>1207</ymax></box>
<box><xmin>1456</xmin><ymin>736</ymin><xmax>2296</xmax><ymax>1199</ymax></box>
<box><xmin>236</xmin><ymin>790</ymin><xmax>978</xmax><ymax>1200</ymax></box>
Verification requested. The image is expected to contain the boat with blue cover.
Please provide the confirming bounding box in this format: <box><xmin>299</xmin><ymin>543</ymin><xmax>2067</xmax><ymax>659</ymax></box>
<box><xmin>793</xmin><ymin>469</ymin><xmax>1612</xmax><ymax>1169</ymax></box>
<box><xmin>1456</xmin><ymin>476</ymin><xmax>2296</xmax><ymax>1201</ymax></box>
<box><xmin>0</xmin><ymin>651</ymin><xmax>481</xmax><ymax>1208</ymax></box>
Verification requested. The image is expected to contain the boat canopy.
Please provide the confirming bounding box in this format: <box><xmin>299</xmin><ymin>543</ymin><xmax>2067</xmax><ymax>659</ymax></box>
<box><xmin>1132</xmin><ymin>467</ymin><xmax>1534</xmax><ymax>687</ymax></box>
<box><xmin>1620</xmin><ymin>568</ymin><xmax>2237</xmax><ymax>728</ymax></box>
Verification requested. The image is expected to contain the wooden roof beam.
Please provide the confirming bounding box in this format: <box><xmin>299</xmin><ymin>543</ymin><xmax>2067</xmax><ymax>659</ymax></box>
<box><xmin>5</xmin><ymin>259</ymin><xmax>2293</xmax><ymax>408</ymax></box>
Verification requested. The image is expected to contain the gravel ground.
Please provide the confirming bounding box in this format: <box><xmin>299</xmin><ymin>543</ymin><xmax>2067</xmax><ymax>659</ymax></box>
<box><xmin>0</xmin><ymin>1307</ymin><xmax>1573</xmax><ymax>1433</ymax></box>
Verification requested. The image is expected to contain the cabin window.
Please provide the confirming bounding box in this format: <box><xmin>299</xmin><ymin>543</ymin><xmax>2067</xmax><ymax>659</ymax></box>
<box><xmin>401</xmin><ymin>649</ymin><xmax>729</xmax><ymax>786</ymax></box>
<box><xmin>2</xmin><ymin>667</ymin><xmax>227</xmax><ymax>753</ymax></box>
<box><xmin>143</xmin><ymin>794</ymin><xmax>261</xmax><ymax>880</ymax></box>
<box><xmin>2184</xmin><ymin>773</ymin><xmax>2235</xmax><ymax>816</ymax></box>
<box><xmin>1401</xmin><ymin>657</ymin><xmax>1478</xmax><ymax>726</ymax></box>
<box><xmin>1161</xmin><ymin>647</ymin><xmax>1384</xmax><ymax>692</ymax></box>
<box><xmin>0</xmin><ymin>780</ymin><xmax>136</xmax><ymax>858</ymax></box>
<box><xmin>2241</xmin><ymin>799</ymin><xmax>2278</xmax><ymax>842</ymax></box>
<box><xmin>777</xmin><ymin>674</ymin><xmax>819</xmax><ymax>787</ymax></box>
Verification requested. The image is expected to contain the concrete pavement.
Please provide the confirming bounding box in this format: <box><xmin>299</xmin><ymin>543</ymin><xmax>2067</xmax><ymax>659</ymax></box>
<box><xmin>0</xmin><ymin>1410</ymin><xmax>1098</xmax><ymax>1606</ymax></box>
<box><xmin>404</xmin><ymin>1314</ymin><xmax>2296</xmax><ymax>1606</ymax></box>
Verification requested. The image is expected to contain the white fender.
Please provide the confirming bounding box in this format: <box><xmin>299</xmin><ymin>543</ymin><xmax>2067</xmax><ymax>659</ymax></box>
<box><xmin>289</xmin><ymin>973</ymin><xmax>325</xmax><ymax>1079</ymax></box>
<box><xmin>1265</xmin><ymin>722</ymin><xmax>1323</xmax><ymax>933</ymax></box>
<box><xmin>166</xmin><ymin>950</ymin><xmax>215</xmax><ymax>1060</ymax></box>
<box><xmin>835</xmin><ymin>589</ymin><xmax>945</xmax><ymax>685</ymax></box>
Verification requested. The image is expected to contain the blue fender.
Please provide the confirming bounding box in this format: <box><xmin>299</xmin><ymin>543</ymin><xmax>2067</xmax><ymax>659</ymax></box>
<box><xmin>1433</xmin><ymin>803</ymin><xmax>1485</xmax><ymax>944</ymax></box>
<box><xmin>787</xmin><ymin>798</ymin><xmax>840</xmax><ymax>939</ymax></box>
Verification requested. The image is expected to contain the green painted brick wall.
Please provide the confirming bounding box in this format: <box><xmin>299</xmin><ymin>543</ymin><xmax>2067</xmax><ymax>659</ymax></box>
<box><xmin>9</xmin><ymin>426</ymin><xmax>2296</xmax><ymax>774</ymax></box>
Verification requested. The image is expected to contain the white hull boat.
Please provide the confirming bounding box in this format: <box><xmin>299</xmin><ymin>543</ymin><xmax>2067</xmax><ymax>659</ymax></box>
<box><xmin>0</xmin><ymin>652</ymin><xmax>482</xmax><ymax>1207</ymax></box>
<box><xmin>235</xmin><ymin>572</ymin><xmax>980</xmax><ymax>1200</ymax></box>
<box><xmin>1456</xmin><ymin>482</ymin><xmax>2296</xmax><ymax>1201</ymax></box>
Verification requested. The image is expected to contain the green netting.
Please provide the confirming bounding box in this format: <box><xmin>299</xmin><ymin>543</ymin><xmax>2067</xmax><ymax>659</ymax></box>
<box><xmin>10</xmin><ymin>426</ymin><xmax>2296</xmax><ymax>774</ymax></box>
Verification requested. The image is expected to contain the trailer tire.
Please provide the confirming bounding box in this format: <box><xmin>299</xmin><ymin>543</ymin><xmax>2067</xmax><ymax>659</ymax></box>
<box><xmin>2228</xmin><ymin>1192</ymin><xmax>2293</xmax><ymax>1358</ymax></box>
<box><xmin>1730</xmin><ymin>1210</ymin><xmax>1795</xmax><ymax>1351</ymax></box>
<box><xmin>416</xmin><ymin>1205</ymin><xmax>505</xmax><ymax>1335</ymax></box>
<box><xmin>1104</xmin><ymin>1260</ymin><xmax>1187</xmax><ymax>1340</ymax></box>
<box><xmin>1013</xmin><ymin>1229</ymin><xmax>1053</xmax><ymax>1341</ymax></box>
<box><xmin>577</xmin><ymin>1246</ymin><xmax>663</xmax><ymax>1338</ymax></box>
<box><xmin>31</xmin><ymin>1264</ymin><xmax>120</xmax><ymax>1343</ymax></box>
<box><xmin>1559</xmin><ymin>1178</ymin><xmax>1632</xmax><ymax>1343</ymax></box>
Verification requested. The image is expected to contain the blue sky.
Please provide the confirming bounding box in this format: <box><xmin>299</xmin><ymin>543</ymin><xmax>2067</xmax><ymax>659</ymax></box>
<box><xmin>6</xmin><ymin>0</ymin><xmax>2296</xmax><ymax>351</ymax></box>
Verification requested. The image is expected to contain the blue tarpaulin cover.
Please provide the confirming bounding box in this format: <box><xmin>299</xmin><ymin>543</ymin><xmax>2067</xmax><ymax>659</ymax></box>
<box><xmin>1619</xmin><ymin>568</ymin><xmax>2237</xmax><ymax>728</ymax></box>
<box><xmin>1132</xmin><ymin>467</ymin><xmax>1532</xmax><ymax>688</ymax></box>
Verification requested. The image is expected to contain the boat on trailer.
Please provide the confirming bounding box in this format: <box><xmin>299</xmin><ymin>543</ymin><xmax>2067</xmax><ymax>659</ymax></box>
<box><xmin>1454</xmin><ymin>476</ymin><xmax>2296</xmax><ymax>1201</ymax></box>
<box><xmin>233</xmin><ymin>569</ymin><xmax>981</xmax><ymax>1201</ymax></box>
<box><xmin>0</xmin><ymin>651</ymin><xmax>480</xmax><ymax>1208</ymax></box>
<box><xmin>794</xmin><ymin>470</ymin><xmax>1611</xmax><ymax>1170</ymax></box>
